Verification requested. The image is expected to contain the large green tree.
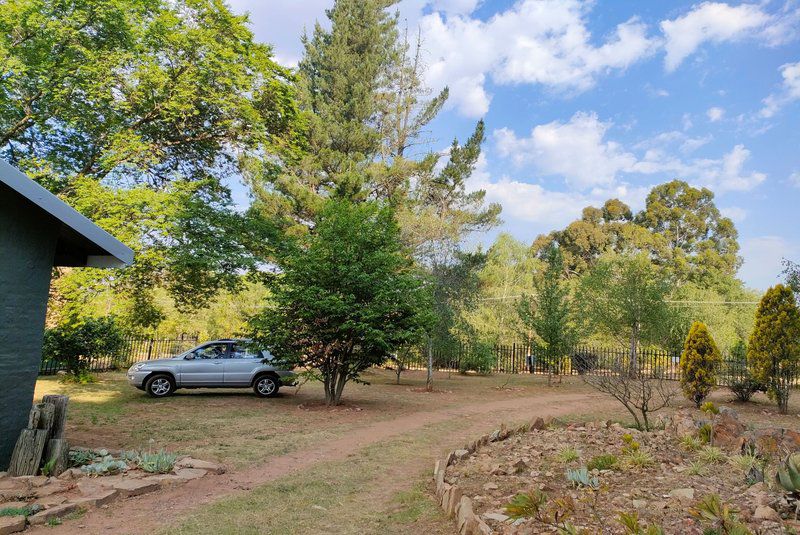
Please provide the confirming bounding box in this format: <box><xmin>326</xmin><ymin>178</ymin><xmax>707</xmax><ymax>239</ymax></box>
<box><xmin>1</xmin><ymin>0</ymin><xmax>299</xmax><ymax>326</ymax></box>
<box><xmin>748</xmin><ymin>284</ymin><xmax>800</xmax><ymax>413</ymax></box>
<box><xmin>578</xmin><ymin>253</ymin><xmax>673</xmax><ymax>372</ymax></box>
<box><xmin>250</xmin><ymin>200</ymin><xmax>432</xmax><ymax>405</ymax></box>
<box><xmin>679</xmin><ymin>321</ymin><xmax>722</xmax><ymax>407</ymax></box>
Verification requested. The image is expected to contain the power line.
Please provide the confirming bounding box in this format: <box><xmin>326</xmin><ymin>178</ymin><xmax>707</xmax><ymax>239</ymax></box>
<box><xmin>475</xmin><ymin>295</ymin><xmax>759</xmax><ymax>305</ymax></box>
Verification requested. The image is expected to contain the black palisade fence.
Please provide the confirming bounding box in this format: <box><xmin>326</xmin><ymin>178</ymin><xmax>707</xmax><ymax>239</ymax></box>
<box><xmin>39</xmin><ymin>334</ymin><xmax>199</xmax><ymax>375</ymax></box>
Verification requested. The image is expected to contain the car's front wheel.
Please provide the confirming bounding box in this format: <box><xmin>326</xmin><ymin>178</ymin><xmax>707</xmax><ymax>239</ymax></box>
<box><xmin>253</xmin><ymin>375</ymin><xmax>279</xmax><ymax>398</ymax></box>
<box><xmin>145</xmin><ymin>374</ymin><xmax>175</xmax><ymax>398</ymax></box>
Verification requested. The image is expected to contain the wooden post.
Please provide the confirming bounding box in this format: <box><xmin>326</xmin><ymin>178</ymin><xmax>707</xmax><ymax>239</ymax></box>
<box><xmin>44</xmin><ymin>438</ymin><xmax>69</xmax><ymax>475</ymax></box>
<box><xmin>41</xmin><ymin>394</ymin><xmax>68</xmax><ymax>440</ymax></box>
<box><xmin>8</xmin><ymin>429</ymin><xmax>48</xmax><ymax>476</ymax></box>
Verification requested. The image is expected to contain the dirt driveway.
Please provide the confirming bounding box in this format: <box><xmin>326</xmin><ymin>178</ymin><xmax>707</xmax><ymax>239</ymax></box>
<box><xmin>28</xmin><ymin>371</ymin><xmax>616</xmax><ymax>534</ymax></box>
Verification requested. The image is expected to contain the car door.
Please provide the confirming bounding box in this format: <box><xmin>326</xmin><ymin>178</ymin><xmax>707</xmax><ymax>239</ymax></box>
<box><xmin>179</xmin><ymin>342</ymin><xmax>229</xmax><ymax>386</ymax></box>
<box><xmin>224</xmin><ymin>341</ymin><xmax>263</xmax><ymax>386</ymax></box>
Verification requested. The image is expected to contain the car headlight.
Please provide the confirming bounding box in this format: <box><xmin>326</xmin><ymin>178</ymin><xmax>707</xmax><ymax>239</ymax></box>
<box><xmin>131</xmin><ymin>363</ymin><xmax>147</xmax><ymax>372</ymax></box>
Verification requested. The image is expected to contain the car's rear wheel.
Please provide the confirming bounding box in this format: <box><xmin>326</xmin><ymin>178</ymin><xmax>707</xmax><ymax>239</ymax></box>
<box><xmin>145</xmin><ymin>374</ymin><xmax>175</xmax><ymax>398</ymax></box>
<box><xmin>253</xmin><ymin>375</ymin><xmax>279</xmax><ymax>398</ymax></box>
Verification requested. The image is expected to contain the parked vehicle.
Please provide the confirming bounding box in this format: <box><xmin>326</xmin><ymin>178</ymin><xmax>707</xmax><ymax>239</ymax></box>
<box><xmin>126</xmin><ymin>339</ymin><xmax>296</xmax><ymax>398</ymax></box>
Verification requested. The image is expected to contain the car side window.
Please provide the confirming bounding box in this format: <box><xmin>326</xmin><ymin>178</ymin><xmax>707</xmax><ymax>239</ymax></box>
<box><xmin>230</xmin><ymin>343</ymin><xmax>261</xmax><ymax>359</ymax></box>
<box><xmin>193</xmin><ymin>343</ymin><xmax>228</xmax><ymax>359</ymax></box>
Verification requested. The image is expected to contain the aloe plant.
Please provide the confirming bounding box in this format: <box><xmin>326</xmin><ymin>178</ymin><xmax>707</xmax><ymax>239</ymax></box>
<box><xmin>777</xmin><ymin>454</ymin><xmax>800</xmax><ymax>494</ymax></box>
<box><xmin>565</xmin><ymin>467</ymin><xmax>599</xmax><ymax>489</ymax></box>
<box><xmin>80</xmin><ymin>456</ymin><xmax>127</xmax><ymax>476</ymax></box>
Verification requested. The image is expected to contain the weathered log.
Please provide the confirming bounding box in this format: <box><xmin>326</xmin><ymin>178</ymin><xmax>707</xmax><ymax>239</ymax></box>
<box><xmin>41</xmin><ymin>394</ymin><xmax>69</xmax><ymax>439</ymax></box>
<box><xmin>27</xmin><ymin>403</ymin><xmax>55</xmax><ymax>431</ymax></box>
<box><xmin>43</xmin><ymin>438</ymin><xmax>70</xmax><ymax>476</ymax></box>
<box><xmin>8</xmin><ymin>429</ymin><xmax>48</xmax><ymax>476</ymax></box>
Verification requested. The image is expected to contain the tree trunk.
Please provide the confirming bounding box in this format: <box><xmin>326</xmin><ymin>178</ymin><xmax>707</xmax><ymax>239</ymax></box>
<box><xmin>8</xmin><ymin>429</ymin><xmax>48</xmax><ymax>476</ymax></box>
<box><xmin>629</xmin><ymin>324</ymin><xmax>639</xmax><ymax>376</ymax></box>
<box><xmin>426</xmin><ymin>337</ymin><xmax>433</xmax><ymax>392</ymax></box>
<box><xmin>44</xmin><ymin>438</ymin><xmax>69</xmax><ymax>476</ymax></box>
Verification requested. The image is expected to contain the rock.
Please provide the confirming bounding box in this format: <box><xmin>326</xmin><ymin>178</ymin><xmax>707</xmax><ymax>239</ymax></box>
<box><xmin>173</xmin><ymin>468</ymin><xmax>207</xmax><ymax>481</ymax></box>
<box><xmin>12</xmin><ymin>476</ymin><xmax>47</xmax><ymax>488</ymax></box>
<box><xmin>510</xmin><ymin>460</ymin><xmax>529</xmax><ymax>474</ymax></box>
<box><xmin>112</xmin><ymin>479</ymin><xmax>159</xmax><ymax>498</ymax></box>
<box><xmin>454</xmin><ymin>449</ymin><xmax>470</xmax><ymax>460</ymax></box>
<box><xmin>0</xmin><ymin>515</ymin><xmax>26</xmax><ymax>535</ymax></box>
<box><xmin>456</xmin><ymin>496</ymin><xmax>475</xmax><ymax>533</ymax></box>
<box><xmin>57</xmin><ymin>468</ymin><xmax>84</xmax><ymax>480</ymax></box>
<box><xmin>713</xmin><ymin>408</ymin><xmax>747</xmax><ymax>448</ymax></box>
<box><xmin>0</xmin><ymin>501</ymin><xmax>29</xmax><ymax>510</ymax></box>
<box><xmin>28</xmin><ymin>502</ymin><xmax>78</xmax><ymax>525</ymax></box>
<box><xmin>754</xmin><ymin>505</ymin><xmax>781</xmax><ymax>522</ymax></box>
<box><xmin>632</xmin><ymin>499</ymin><xmax>647</xmax><ymax>509</ymax></box>
<box><xmin>530</xmin><ymin>417</ymin><xmax>546</xmax><ymax>430</ymax></box>
<box><xmin>482</xmin><ymin>482</ymin><xmax>498</xmax><ymax>491</ymax></box>
<box><xmin>483</xmin><ymin>512</ymin><xmax>510</xmax><ymax>522</ymax></box>
<box><xmin>174</xmin><ymin>458</ymin><xmax>225</xmax><ymax>475</ymax></box>
<box><xmin>669</xmin><ymin>410</ymin><xmax>699</xmax><ymax>437</ymax></box>
<box><xmin>70</xmin><ymin>489</ymin><xmax>118</xmax><ymax>508</ymax></box>
<box><xmin>669</xmin><ymin>488</ymin><xmax>695</xmax><ymax>502</ymax></box>
<box><xmin>35</xmin><ymin>481</ymin><xmax>66</xmax><ymax>498</ymax></box>
<box><xmin>146</xmin><ymin>473</ymin><xmax>192</xmax><ymax>487</ymax></box>
<box><xmin>33</xmin><ymin>494</ymin><xmax>67</xmax><ymax>508</ymax></box>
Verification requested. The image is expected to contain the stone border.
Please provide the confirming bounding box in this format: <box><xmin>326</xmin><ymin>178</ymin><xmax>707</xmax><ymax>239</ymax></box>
<box><xmin>432</xmin><ymin>417</ymin><xmax>550</xmax><ymax>535</ymax></box>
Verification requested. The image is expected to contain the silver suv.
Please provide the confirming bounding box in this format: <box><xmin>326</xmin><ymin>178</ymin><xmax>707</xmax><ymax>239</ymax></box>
<box><xmin>126</xmin><ymin>339</ymin><xmax>296</xmax><ymax>398</ymax></box>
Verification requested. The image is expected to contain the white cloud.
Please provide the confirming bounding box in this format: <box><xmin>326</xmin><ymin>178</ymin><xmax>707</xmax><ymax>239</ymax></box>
<box><xmin>420</xmin><ymin>0</ymin><xmax>658</xmax><ymax>116</ymax></box>
<box><xmin>706</xmin><ymin>106</ymin><xmax>725</xmax><ymax>122</ymax></box>
<box><xmin>720</xmin><ymin>206</ymin><xmax>747</xmax><ymax>222</ymax></box>
<box><xmin>660</xmin><ymin>2</ymin><xmax>772</xmax><ymax>72</ymax></box>
<box><xmin>759</xmin><ymin>61</ymin><xmax>800</xmax><ymax>118</ymax></box>
<box><xmin>494</xmin><ymin>112</ymin><xmax>638</xmax><ymax>188</ymax></box>
<box><xmin>495</xmin><ymin>113</ymin><xmax>766</xmax><ymax>193</ymax></box>
<box><xmin>739</xmin><ymin>236</ymin><xmax>798</xmax><ymax>290</ymax></box>
<box><xmin>789</xmin><ymin>171</ymin><xmax>800</xmax><ymax>187</ymax></box>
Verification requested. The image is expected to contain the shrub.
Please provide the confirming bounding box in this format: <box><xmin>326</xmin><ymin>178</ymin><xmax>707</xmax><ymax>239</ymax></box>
<box><xmin>680</xmin><ymin>435</ymin><xmax>702</xmax><ymax>452</ymax></box>
<box><xmin>587</xmin><ymin>454</ymin><xmax>618</xmax><ymax>471</ymax></box>
<box><xmin>687</xmin><ymin>461</ymin><xmax>708</xmax><ymax>476</ymax></box>
<box><xmin>570</xmin><ymin>351</ymin><xmax>598</xmax><ymax>375</ymax></box>
<box><xmin>138</xmin><ymin>450</ymin><xmax>178</xmax><ymax>474</ymax></box>
<box><xmin>557</xmin><ymin>446</ymin><xmax>580</xmax><ymax>463</ymax></box>
<box><xmin>565</xmin><ymin>467</ymin><xmax>599</xmax><ymax>488</ymax></box>
<box><xmin>459</xmin><ymin>341</ymin><xmax>495</xmax><ymax>375</ymax></box>
<box><xmin>748</xmin><ymin>284</ymin><xmax>800</xmax><ymax>413</ymax></box>
<box><xmin>622</xmin><ymin>449</ymin><xmax>654</xmax><ymax>469</ymax></box>
<box><xmin>43</xmin><ymin>317</ymin><xmax>126</xmax><ymax>377</ymax></box>
<box><xmin>679</xmin><ymin>322</ymin><xmax>722</xmax><ymax>407</ymax></box>
<box><xmin>698</xmin><ymin>446</ymin><xmax>726</xmax><ymax>464</ymax></box>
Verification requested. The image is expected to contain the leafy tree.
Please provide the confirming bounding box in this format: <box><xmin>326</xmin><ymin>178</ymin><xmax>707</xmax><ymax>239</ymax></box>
<box><xmin>679</xmin><ymin>322</ymin><xmax>722</xmax><ymax>406</ymax></box>
<box><xmin>1</xmin><ymin>0</ymin><xmax>298</xmax><ymax>325</ymax></box>
<box><xmin>578</xmin><ymin>253</ymin><xmax>673</xmax><ymax>373</ymax></box>
<box><xmin>518</xmin><ymin>246</ymin><xmax>575</xmax><ymax>381</ymax></box>
<box><xmin>42</xmin><ymin>317</ymin><xmax>126</xmax><ymax>380</ymax></box>
<box><xmin>249</xmin><ymin>200</ymin><xmax>432</xmax><ymax>405</ymax></box>
<box><xmin>748</xmin><ymin>284</ymin><xmax>800</xmax><ymax>413</ymax></box>
<box><xmin>636</xmin><ymin>180</ymin><xmax>740</xmax><ymax>286</ymax></box>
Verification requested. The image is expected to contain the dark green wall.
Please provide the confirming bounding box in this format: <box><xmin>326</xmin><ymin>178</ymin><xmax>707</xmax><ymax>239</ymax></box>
<box><xmin>0</xmin><ymin>185</ymin><xmax>59</xmax><ymax>469</ymax></box>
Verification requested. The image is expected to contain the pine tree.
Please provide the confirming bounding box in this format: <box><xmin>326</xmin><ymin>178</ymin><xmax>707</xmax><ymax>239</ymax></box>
<box><xmin>748</xmin><ymin>284</ymin><xmax>800</xmax><ymax>413</ymax></box>
<box><xmin>679</xmin><ymin>321</ymin><xmax>722</xmax><ymax>407</ymax></box>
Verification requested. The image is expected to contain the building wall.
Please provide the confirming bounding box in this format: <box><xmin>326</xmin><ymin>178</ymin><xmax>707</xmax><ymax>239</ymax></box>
<box><xmin>0</xmin><ymin>185</ymin><xmax>59</xmax><ymax>469</ymax></box>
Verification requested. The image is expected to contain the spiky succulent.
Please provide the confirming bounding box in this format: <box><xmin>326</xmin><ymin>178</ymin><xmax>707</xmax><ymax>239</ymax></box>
<box><xmin>776</xmin><ymin>453</ymin><xmax>800</xmax><ymax>494</ymax></box>
<box><xmin>566</xmin><ymin>467</ymin><xmax>599</xmax><ymax>489</ymax></box>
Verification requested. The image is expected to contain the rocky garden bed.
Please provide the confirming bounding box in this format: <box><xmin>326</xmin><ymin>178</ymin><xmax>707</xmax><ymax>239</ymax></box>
<box><xmin>434</xmin><ymin>409</ymin><xmax>800</xmax><ymax>534</ymax></box>
<box><xmin>0</xmin><ymin>448</ymin><xmax>224</xmax><ymax>533</ymax></box>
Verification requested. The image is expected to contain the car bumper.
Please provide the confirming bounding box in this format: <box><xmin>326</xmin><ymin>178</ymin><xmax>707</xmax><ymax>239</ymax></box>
<box><xmin>127</xmin><ymin>370</ymin><xmax>149</xmax><ymax>389</ymax></box>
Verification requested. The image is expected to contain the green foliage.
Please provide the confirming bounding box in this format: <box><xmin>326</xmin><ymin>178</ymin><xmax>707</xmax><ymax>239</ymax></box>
<box><xmin>565</xmin><ymin>467</ymin><xmax>599</xmax><ymax>489</ymax></box>
<box><xmin>618</xmin><ymin>511</ymin><xmax>665</xmax><ymax>535</ymax></box>
<box><xmin>0</xmin><ymin>505</ymin><xmax>38</xmax><ymax>517</ymax></box>
<box><xmin>557</xmin><ymin>446</ymin><xmax>580</xmax><ymax>463</ymax></box>
<box><xmin>586</xmin><ymin>454</ymin><xmax>618</xmax><ymax>471</ymax></box>
<box><xmin>690</xmin><ymin>494</ymin><xmax>751</xmax><ymax>535</ymax></box>
<box><xmin>458</xmin><ymin>341</ymin><xmax>495</xmax><ymax>375</ymax></box>
<box><xmin>727</xmin><ymin>340</ymin><xmax>763</xmax><ymax>402</ymax></box>
<box><xmin>680</xmin><ymin>435</ymin><xmax>703</xmax><ymax>452</ymax></box>
<box><xmin>621</xmin><ymin>434</ymin><xmax>640</xmax><ymax>454</ymax></box>
<box><xmin>622</xmin><ymin>449</ymin><xmax>654</xmax><ymax>469</ymax></box>
<box><xmin>698</xmin><ymin>446</ymin><xmax>726</xmax><ymax>464</ymax></box>
<box><xmin>1</xmin><ymin>0</ymin><xmax>297</xmax><ymax>327</ymax></box>
<box><xmin>137</xmin><ymin>450</ymin><xmax>178</xmax><ymax>474</ymax></box>
<box><xmin>729</xmin><ymin>454</ymin><xmax>759</xmax><ymax>475</ymax></box>
<box><xmin>80</xmin><ymin>456</ymin><xmax>128</xmax><ymax>475</ymax></box>
<box><xmin>698</xmin><ymin>423</ymin><xmax>712</xmax><ymax>444</ymax></box>
<box><xmin>69</xmin><ymin>448</ymin><xmax>100</xmax><ymax>467</ymax></box>
<box><xmin>578</xmin><ymin>252</ymin><xmax>673</xmax><ymax>369</ymax></box>
<box><xmin>776</xmin><ymin>453</ymin><xmax>800</xmax><ymax>495</ymax></box>
<box><xmin>518</xmin><ymin>246</ymin><xmax>576</xmax><ymax>375</ymax></box>
<box><xmin>505</xmin><ymin>490</ymin><xmax>548</xmax><ymax>519</ymax></box>
<box><xmin>41</xmin><ymin>456</ymin><xmax>57</xmax><ymax>477</ymax></box>
<box><xmin>250</xmin><ymin>200</ymin><xmax>432</xmax><ymax>405</ymax></box>
<box><xmin>680</xmin><ymin>322</ymin><xmax>722</xmax><ymax>406</ymax></box>
<box><xmin>748</xmin><ymin>284</ymin><xmax>800</xmax><ymax>413</ymax></box>
<box><xmin>687</xmin><ymin>460</ymin><xmax>709</xmax><ymax>476</ymax></box>
<box><xmin>42</xmin><ymin>317</ymin><xmax>125</xmax><ymax>376</ymax></box>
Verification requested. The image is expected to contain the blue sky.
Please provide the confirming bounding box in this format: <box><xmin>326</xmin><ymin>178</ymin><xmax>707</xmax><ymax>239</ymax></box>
<box><xmin>226</xmin><ymin>0</ymin><xmax>800</xmax><ymax>290</ymax></box>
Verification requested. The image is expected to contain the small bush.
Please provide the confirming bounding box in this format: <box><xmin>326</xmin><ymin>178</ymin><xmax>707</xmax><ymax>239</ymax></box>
<box><xmin>680</xmin><ymin>435</ymin><xmax>702</xmax><ymax>452</ymax></box>
<box><xmin>622</xmin><ymin>449</ymin><xmax>654</xmax><ymax>469</ymax></box>
<box><xmin>557</xmin><ymin>446</ymin><xmax>580</xmax><ymax>463</ymax></box>
<box><xmin>687</xmin><ymin>461</ymin><xmax>708</xmax><ymax>476</ymax></box>
<box><xmin>138</xmin><ymin>450</ymin><xmax>178</xmax><ymax>474</ymax></box>
<box><xmin>729</xmin><ymin>454</ymin><xmax>759</xmax><ymax>474</ymax></box>
<box><xmin>679</xmin><ymin>322</ymin><xmax>722</xmax><ymax>407</ymax></box>
<box><xmin>0</xmin><ymin>505</ymin><xmax>37</xmax><ymax>517</ymax></box>
<box><xmin>43</xmin><ymin>317</ymin><xmax>126</xmax><ymax>377</ymax></box>
<box><xmin>69</xmin><ymin>448</ymin><xmax>99</xmax><ymax>467</ymax></box>
<box><xmin>505</xmin><ymin>490</ymin><xmax>547</xmax><ymax>519</ymax></box>
<box><xmin>698</xmin><ymin>423</ymin><xmax>712</xmax><ymax>444</ymax></box>
<box><xmin>728</xmin><ymin>377</ymin><xmax>763</xmax><ymax>403</ymax></box>
<box><xmin>459</xmin><ymin>341</ymin><xmax>495</xmax><ymax>375</ymax></box>
<box><xmin>587</xmin><ymin>454</ymin><xmax>618</xmax><ymax>471</ymax></box>
<box><xmin>698</xmin><ymin>446</ymin><xmax>726</xmax><ymax>464</ymax></box>
<box><xmin>565</xmin><ymin>467</ymin><xmax>599</xmax><ymax>489</ymax></box>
